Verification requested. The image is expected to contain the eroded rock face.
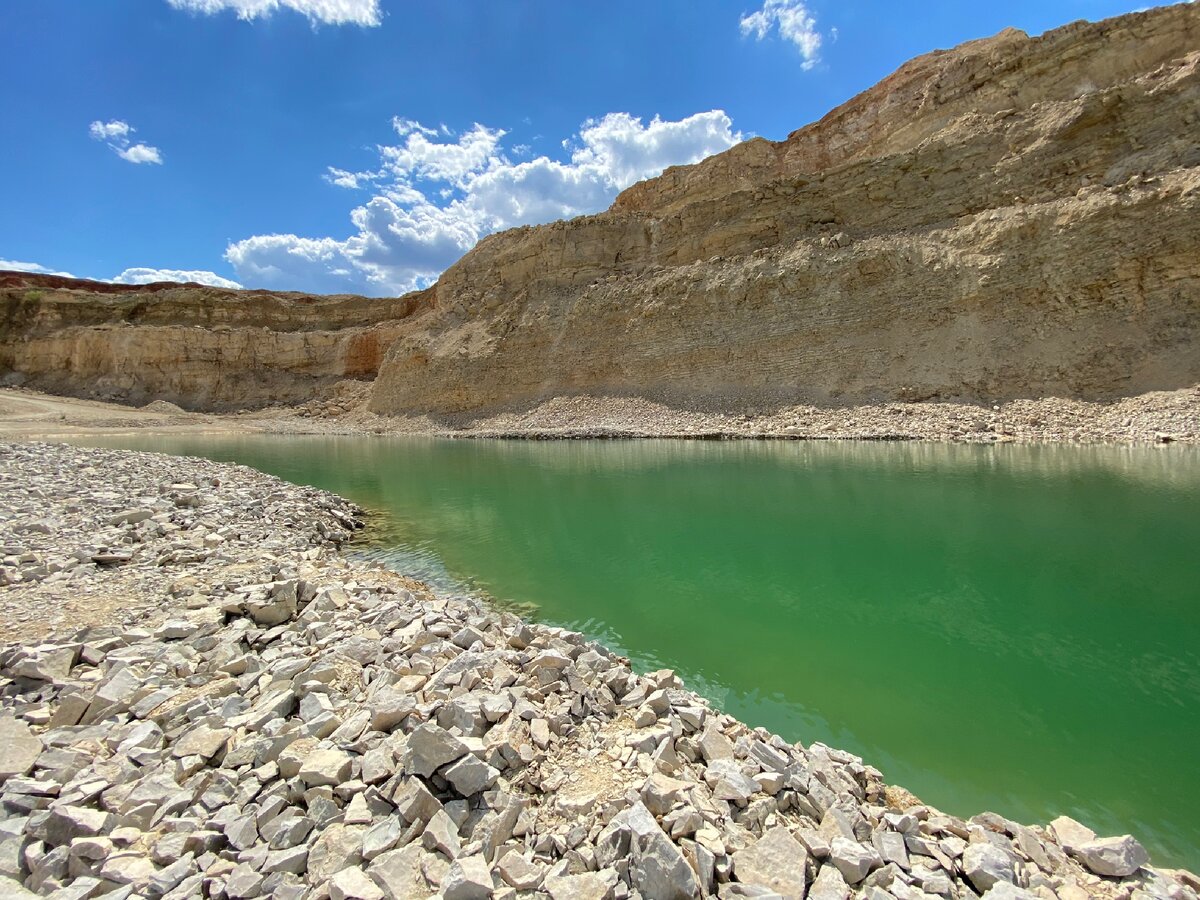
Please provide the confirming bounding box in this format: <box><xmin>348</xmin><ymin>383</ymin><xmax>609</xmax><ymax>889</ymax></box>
<box><xmin>367</xmin><ymin>4</ymin><xmax>1200</xmax><ymax>415</ymax></box>
<box><xmin>0</xmin><ymin>277</ymin><xmax>429</xmax><ymax>411</ymax></box>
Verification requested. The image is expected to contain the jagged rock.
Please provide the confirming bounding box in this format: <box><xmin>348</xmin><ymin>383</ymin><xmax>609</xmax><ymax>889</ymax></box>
<box><xmin>367</xmin><ymin>844</ymin><xmax>429</xmax><ymax>899</ymax></box>
<box><xmin>307</xmin><ymin>824</ymin><xmax>366</xmax><ymax>885</ymax></box>
<box><xmin>442</xmin><ymin>854</ymin><xmax>494</xmax><ymax>899</ymax></box>
<box><xmin>733</xmin><ymin>825</ymin><xmax>808</xmax><ymax>897</ymax></box>
<box><xmin>830</xmin><ymin>837</ymin><xmax>883</xmax><ymax>884</ymax></box>
<box><xmin>1049</xmin><ymin>816</ymin><xmax>1096</xmax><ymax>852</ymax></box>
<box><xmin>497</xmin><ymin>850</ymin><xmax>543</xmax><ymax>890</ymax></box>
<box><xmin>404</xmin><ymin>723</ymin><xmax>469</xmax><ymax>777</ymax></box>
<box><xmin>443</xmin><ymin>754</ymin><xmax>499</xmax><ymax>796</ymax></box>
<box><xmin>809</xmin><ymin>863</ymin><xmax>852</xmax><ymax>900</ymax></box>
<box><xmin>983</xmin><ymin>884</ymin><xmax>1041</xmax><ymax>900</ymax></box>
<box><xmin>298</xmin><ymin>747</ymin><xmax>353</xmax><ymax>786</ymax></box>
<box><xmin>545</xmin><ymin>869</ymin><xmax>619</xmax><ymax>899</ymax></box>
<box><xmin>963</xmin><ymin>842</ymin><xmax>1017</xmax><ymax>892</ymax></box>
<box><xmin>423</xmin><ymin>809</ymin><xmax>462</xmax><ymax>859</ymax></box>
<box><xmin>623</xmin><ymin>801</ymin><xmax>700</xmax><ymax>899</ymax></box>
<box><xmin>329</xmin><ymin>866</ymin><xmax>386</xmax><ymax>900</ymax></box>
<box><xmin>1073</xmin><ymin>835</ymin><xmax>1149</xmax><ymax>877</ymax></box>
<box><xmin>170</xmin><ymin>724</ymin><xmax>231</xmax><ymax>760</ymax></box>
<box><xmin>0</xmin><ymin>715</ymin><xmax>41</xmax><ymax>779</ymax></box>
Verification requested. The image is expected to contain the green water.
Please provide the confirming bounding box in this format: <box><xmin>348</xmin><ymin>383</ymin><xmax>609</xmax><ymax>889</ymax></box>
<box><xmin>74</xmin><ymin>435</ymin><xmax>1200</xmax><ymax>867</ymax></box>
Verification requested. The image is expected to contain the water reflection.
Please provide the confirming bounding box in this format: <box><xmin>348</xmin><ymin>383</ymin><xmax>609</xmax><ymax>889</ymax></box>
<box><xmin>69</xmin><ymin>434</ymin><xmax>1200</xmax><ymax>868</ymax></box>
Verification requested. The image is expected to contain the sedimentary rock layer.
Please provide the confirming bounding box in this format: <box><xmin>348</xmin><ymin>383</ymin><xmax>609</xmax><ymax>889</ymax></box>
<box><xmin>0</xmin><ymin>275</ymin><xmax>429</xmax><ymax>411</ymax></box>
<box><xmin>368</xmin><ymin>4</ymin><xmax>1200</xmax><ymax>415</ymax></box>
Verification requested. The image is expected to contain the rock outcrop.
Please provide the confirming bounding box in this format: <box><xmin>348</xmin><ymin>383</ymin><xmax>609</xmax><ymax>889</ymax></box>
<box><xmin>368</xmin><ymin>3</ymin><xmax>1200</xmax><ymax>416</ymax></box>
<box><xmin>2</xmin><ymin>5</ymin><xmax>1199</xmax><ymax>420</ymax></box>
<box><xmin>0</xmin><ymin>274</ymin><xmax>429</xmax><ymax>411</ymax></box>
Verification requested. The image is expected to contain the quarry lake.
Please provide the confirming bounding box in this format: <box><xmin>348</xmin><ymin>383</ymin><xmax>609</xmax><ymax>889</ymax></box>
<box><xmin>75</xmin><ymin>435</ymin><xmax>1200</xmax><ymax>867</ymax></box>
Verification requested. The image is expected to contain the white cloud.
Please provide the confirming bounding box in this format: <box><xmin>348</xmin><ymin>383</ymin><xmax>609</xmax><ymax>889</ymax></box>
<box><xmin>226</xmin><ymin>110</ymin><xmax>742</xmax><ymax>295</ymax></box>
<box><xmin>0</xmin><ymin>259</ymin><xmax>76</xmax><ymax>278</ymax></box>
<box><xmin>165</xmin><ymin>0</ymin><xmax>381</xmax><ymax>26</ymax></box>
<box><xmin>111</xmin><ymin>267</ymin><xmax>242</xmax><ymax>289</ymax></box>
<box><xmin>740</xmin><ymin>0</ymin><xmax>824</xmax><ymax>70</ymax></box>
<box><xmin>89</xmin><ymin>120</ymin><xmax>131</xmax><ymax>141</ymax></box>
<box><xmin>380</xmin><ymin>123</ymin><xmax>506</xmax><ymax>187</ymax></box>
<box><xmin>90</xmin><ymin>120</ymin><xmax>163</xmax><ymax>165</ymax></box>
<box><xmin>0</xmin><ymin>260</ymin><xmax>240</xmax><ymax>288</ymax></box>
<box><xmin>116</xmin><ymin>143</ymin><xmax>164</xmax><ymax>165</ymax></box>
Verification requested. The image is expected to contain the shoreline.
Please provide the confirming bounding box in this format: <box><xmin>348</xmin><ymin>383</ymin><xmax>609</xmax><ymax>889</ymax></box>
<box><xmin>0</xmin><ymin>440</ymin><xmax>1196</xmax><ymax>898</ymax></box>
<box><xmin>1</xmin><ymin>385</ymin><xmax>1198</xmax><ymax>446</ymax></box>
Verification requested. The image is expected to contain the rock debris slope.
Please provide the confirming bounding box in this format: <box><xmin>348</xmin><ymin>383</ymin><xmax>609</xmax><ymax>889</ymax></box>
<box><xmin>1</xmin><ymin>442</ymin><xmax>1197</xmax><ymax>899</ymax></box>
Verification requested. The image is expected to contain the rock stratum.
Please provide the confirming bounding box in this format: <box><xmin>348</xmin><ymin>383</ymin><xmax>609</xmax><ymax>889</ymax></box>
<box><xmin>3</xmin><ymin>4</ymin><xmax>1199</xmax><ymax>422</ymax></box>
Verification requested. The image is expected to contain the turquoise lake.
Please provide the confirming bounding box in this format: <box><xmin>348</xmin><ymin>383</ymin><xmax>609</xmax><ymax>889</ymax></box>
<box><xmin>75</xmin><ymin>435</ymin><xmax>1200</xmax><ymax>868</ymax></box>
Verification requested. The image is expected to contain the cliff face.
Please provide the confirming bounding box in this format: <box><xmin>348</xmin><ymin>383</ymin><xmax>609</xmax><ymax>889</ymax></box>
<box><xmin>2</xmin><ymin>4</ymin><xmax>1198</xmax><ymax>418</ymax></box>
<box><xmin>368</xmin><ymin>3</ymin><xmax>1200</xmax><ymax>415</ymax></box>
<box><xmin>0</xmin><ymin>275</ymin><xmax>430</xmax><ymax>410</ymax></box>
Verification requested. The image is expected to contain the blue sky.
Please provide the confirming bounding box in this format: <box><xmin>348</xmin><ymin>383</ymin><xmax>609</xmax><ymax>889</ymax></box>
<box><xmin>0</xmin><ymin>0</ymin><xmax>1183</xmax><ymax>296</ymax></box>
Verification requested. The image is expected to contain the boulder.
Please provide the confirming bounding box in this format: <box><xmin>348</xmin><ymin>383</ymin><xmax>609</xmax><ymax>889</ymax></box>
<box><xmin>0</xmin><ymin>716</ymin><xmax>41</xmax><ymax>780</ymax></box>
<box><xmin>733</xmin><ymin>825</ymin><xmax>808</xmax><ymax>897</ymax></box>
<box><xmin>1073</xmin><ymin>835</ymin><xmax>1149</xmax><ymax>878</ymax></box>
<box><xmin>963</xmin><ymin>842</ymin><xmax>1016</xmax><ymax>893</ymax></box>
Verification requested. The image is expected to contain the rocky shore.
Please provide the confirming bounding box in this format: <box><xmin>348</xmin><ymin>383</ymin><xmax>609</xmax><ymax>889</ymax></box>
<box><xmin>0</xmin><ymin>441</ymin><xmax>1196</xmax><ymax>900</ymax></box>
<box><xmin>2</xmin><ymin>386</ymin><xmax>1198</xmax><ymax>446</ymax></box>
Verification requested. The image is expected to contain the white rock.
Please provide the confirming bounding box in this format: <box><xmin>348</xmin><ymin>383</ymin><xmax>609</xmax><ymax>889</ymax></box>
<box><xmin>404</xmin><ymin>723</ymin><xmax>469</xmax><ymax>777</ymax></box>
<box><xmin>497</xmin><ymin>850</ymin><xmax>543</xmax><ymax>890</ymax></box>
<box><xmin>442</xmin><ymin>854</ymin><xmax>494</xmax><ymax>899</ymax></box>
<box><xmin>545</xmin><ymin>869</ymin><xmax>619</xmax><ymax>900</ymax></box>
<box><xmin>963</xmin><ymin>842</ymin><xmax>1016</xmax><ymax>892</ymax></box>
<box><xmin>733</xmin><ymin>825</ymin><xmax>808</xmax><ymax>897</ymax></box>
<box><xmin>830</xmin><ymin>837</ymin><xmax>882</xmax><ymax>884</ymax></box>
<box><xmin>444</xmin><ymin>754</ymin><xmax>499</xmax><ymax>796</ymax></box>
<box><xmin>1073</xmin><ymin>835</ymin><xmax>1149</xmax><ymax>877</ymax></box>
<box><xmin>0</xmin><ymin>716</ymin><xmax>42</xmax><ymax>779</ymax></box>
<box><xmin>298</xmin><ymin>747</ymin><xmax>353</xmax><ymax>786</ymax></box>
<box><xmin>1049</xmin><ymin>816</ymin><xmax>1096</xmax><ymax>852</ymax></box>
<box><xmin>367</xmin><ymin>844</ymin><xmax>429</xmax><ymax>899</ymax></box>
<box><xmin>329</xmin><ymin>866</ymin><xmax>386</xmax><ymax>900</ymax></box>
<box><xmin>809</xmin><ymin>863</ymin><xmax>851</xmax><ymax>900</ymax></box>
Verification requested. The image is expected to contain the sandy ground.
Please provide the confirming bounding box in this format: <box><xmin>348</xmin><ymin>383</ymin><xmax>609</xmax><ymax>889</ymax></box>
<box><xmin>2</xmin><ymin>385</ymin><xmax>1198</xmax><ymax>444</ymax></box>
<box><xmin>0</xmin><ymin>388</ymin><xmax>355</xmax><ymax>439</ymax></box>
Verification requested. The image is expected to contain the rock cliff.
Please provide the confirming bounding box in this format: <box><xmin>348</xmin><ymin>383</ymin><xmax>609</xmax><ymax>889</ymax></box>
<box><xmin>368</xmin><ymin>3</ymin><xmax>1200</xmax><ymax>416</ymax></box>
<box><xmin>2</xmin><ymin>4</ymin><xmax>1198</xmax><ymax>419</ymax></box>
<box><xmin>0</xmin><ymin>273</ymin><xmax>430</xmax><ymax>410</ymax></box>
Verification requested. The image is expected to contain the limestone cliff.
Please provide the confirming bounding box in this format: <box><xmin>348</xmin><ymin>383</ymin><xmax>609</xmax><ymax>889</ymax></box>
<box><xmin>0</xmin><ymin>273</ymin><xmax>429</xmax><ymax>410</ymax></box>
<box><xmin>369</xmin><ymin>3</ymin><xmax>1200</xmax><ymax>416</ymax></box>
<box><xmin>2</xmin><ymin>4</ymin><xmax>1198</xmax><ymax>418</ymax></box>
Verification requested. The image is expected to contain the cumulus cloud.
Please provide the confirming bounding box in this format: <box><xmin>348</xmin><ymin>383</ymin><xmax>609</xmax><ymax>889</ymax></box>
<box><xmin>89</xmin><ymin>119</ymin><xmax>163</xmax><ymax>165</ymax></box>
<box><xmin>740</xmin><ymin>0</ymin><xmax>824</xmax><ymax>70</ymax></box>
<box><xmin>0</xmin><ymin>259</ymin><xmax>76</xmax><ymax>278</ymax></box>
<box><xmin>116</xmin><ymin>144</ymin><xmax>164</xmax><ymax>165</ymax></box>
<box><xmin>111</xmin><ymin>268</ymin><xmax>242</xmax><ymax>288</ymax></box>
<box><xmin>165</xmin><ymin>0</ymin><xmax>381</xmax><ymax>26</ymax></box>
<box><xmin>227</xmin><ymin>110</ymin><xmax>742</xmax><ymax>295</ymax></box>
<box><xmin>88</xmin><ymin>120</ymin><xmax>131</xmax><ymax>142</ymax></box>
